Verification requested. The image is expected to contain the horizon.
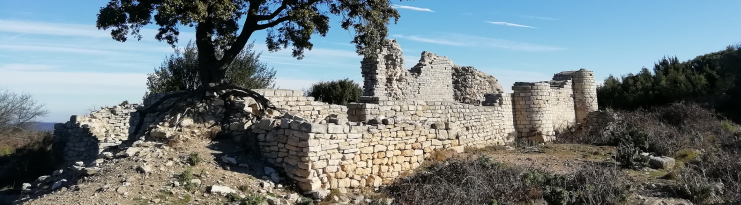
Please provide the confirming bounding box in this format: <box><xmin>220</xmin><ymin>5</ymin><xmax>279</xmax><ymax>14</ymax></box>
<box><xmin>2</xmin><ymin>0</ymin><xmax>741</xmax><ymax>122</ymax></box>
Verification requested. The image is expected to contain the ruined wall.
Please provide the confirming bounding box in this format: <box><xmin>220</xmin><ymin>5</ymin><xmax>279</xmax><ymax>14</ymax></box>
<box><xmin>453</xmin><ymin>66</ymin><xmax>504</xmax><ymax>105</ymax></box>
<box><xmin>361</xmin><ymin>39</ymin><xmax>502</xmax><ymax>103</ymax></box>
<box><xmin>249</xmin><ymin>89</ymin><xmax>348</xmax><ymax>123</ymax></box>
<box><xmin>252</xmin><ymin>108</ymin><xmax>514</xmax><ymax>191</ymax></box>
<box><xmin>52</xmin><ymin>104</ymin><xmax>138</xmax><ymax>165</ymax></box>
<box><xmin>548</xmin><ymin>80</ymin><xmax>577</xmax><ymax>132</ymax></box>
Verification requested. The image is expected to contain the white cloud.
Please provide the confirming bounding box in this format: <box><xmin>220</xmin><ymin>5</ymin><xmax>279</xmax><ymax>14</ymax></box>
<box><xmin>391</xmin><ymin>35</ymin><xmax>463</xmax><ymax>46</ymax></box>
<box><xmin>0</xmin><ymin>44</ymin><xmax>118</xmax><ymax>55</ymax></box>
<box><xmin>391</xmin><ymin>4</ymin><xmax>434</xmax><ymax>12</ymax></box>
<box><xmin>0</xmin><ymin>64</ymin><xmax>57</xmax><ymax>71</ymax></box>
<box><xmin>391</xmin><ymin>33</ymin><xmax>564</xmax><ymax>52</ymax></box>
<box><xmin>485</xmin><ymin>21</ymin><xmax>536</xmax><ymax>29</ymax></box>
<box><xmin>521</xmin><ymin>15</ymin><xmax>558</xmax><ymax>21</ymax></box>
<box><xmin>0</xmin><ymin>19</ymin><xmax>195</xmax><ymax>42</ymax></box>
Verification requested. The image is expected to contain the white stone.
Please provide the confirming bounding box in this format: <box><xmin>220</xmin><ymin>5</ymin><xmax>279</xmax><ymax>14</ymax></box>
<box><xmin>209</xmin><ymin>185</ymin><xmax>236</xmax><ymax>196</ymax></box>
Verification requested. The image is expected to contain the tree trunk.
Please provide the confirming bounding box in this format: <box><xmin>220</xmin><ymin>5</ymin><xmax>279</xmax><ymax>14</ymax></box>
<box><xmin>198</xmin><ymin>59</ymin><xmax>227</xmax><ymax>87</ymax></box>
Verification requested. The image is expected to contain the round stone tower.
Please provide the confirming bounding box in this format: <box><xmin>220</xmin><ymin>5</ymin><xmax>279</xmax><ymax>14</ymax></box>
<box><xmin>512</xmin><ymin>82</ymin><xmax>554</xmax><ymax>142</ymax></box>
<box><xmin>572</xmin><ymin>69</ymin><xmax>598</xmax><ymax>124</ymax></box>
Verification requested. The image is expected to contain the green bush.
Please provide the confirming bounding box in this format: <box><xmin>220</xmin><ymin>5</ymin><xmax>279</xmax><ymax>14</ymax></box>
<box><xmin>187</xmin><ymin>152</ymin><xmax>202</xmax><ymax>166</ymax></box>
<box><xmin>145</xmin><ymin>41</ymin><xmax>277</xmax><ymax>97</ymax></box>
<box><xmin>177</xmin><ymin>167</ymin><xmax>198</xmax><ymax>191</ymax></box>
<box><xmin>306</xmin><ymin>78</ymin><xmax>362</xmax><ymax>105</ymax></box>
<box><xmin>612</xmin><ymin>129</ymin><xmax>651</xmax><ymax>169</ymax></box>
<box><xmin>227</xmin><ymin>193</ymin><xmax>267</xmax><ymax>205</ymax></box>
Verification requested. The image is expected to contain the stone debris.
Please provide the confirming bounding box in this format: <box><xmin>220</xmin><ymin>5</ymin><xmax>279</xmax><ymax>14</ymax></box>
<box><xmin>649</xmin><ymin>156</ymin><xmax>676</xmax><ymax>170</ymax></box>
<box><xmin>209</xmin><ymin>185</ymin><xmax>236</xmax><ymax>196</ymax></box>
<box><xmin>221</xmin><ymin>155</ymin><xmax>237</xmax><ymax>165</ymax></box>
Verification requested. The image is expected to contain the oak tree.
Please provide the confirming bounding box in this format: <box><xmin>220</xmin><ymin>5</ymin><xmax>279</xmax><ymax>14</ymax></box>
<box><xmin>96</xmin><ymin>0</ymin><xmax>404</xmax><ymax>87</ymax></box>
<box><xmin>95</xmin><ymin>0</ymin><xmax>407</xmax><ymax>136</ymax></box>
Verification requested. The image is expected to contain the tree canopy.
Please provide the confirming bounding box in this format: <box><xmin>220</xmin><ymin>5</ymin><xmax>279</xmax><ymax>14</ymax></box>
<box><xmin>598</xmin><ymin>44</ymin><xmax>741</xmax><ymax>122</ymax></box>
<box><xmin>97</xmin><ymin>0</ymin><xmax>405</xmax><ymax>86</ymax></box>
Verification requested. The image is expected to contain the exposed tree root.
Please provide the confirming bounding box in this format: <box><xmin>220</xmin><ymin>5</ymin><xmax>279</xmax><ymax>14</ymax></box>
<box><xmin>129</xmin><ymin>84</ymin><xmax>282</xmax><ymax>139</ymax></box>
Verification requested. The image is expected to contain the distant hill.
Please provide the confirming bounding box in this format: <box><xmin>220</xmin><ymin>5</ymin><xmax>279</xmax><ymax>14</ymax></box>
<box><xmin>32</xmin><ymin>122</ymin><xmax>57</xmax><ymax>132</ymax></box>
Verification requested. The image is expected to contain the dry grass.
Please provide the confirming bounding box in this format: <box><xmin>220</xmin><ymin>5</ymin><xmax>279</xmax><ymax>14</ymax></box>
<box><xmin>384</xmin><ymin>155</ymin><xmax>630</xmax><ymax>205</ymax></box>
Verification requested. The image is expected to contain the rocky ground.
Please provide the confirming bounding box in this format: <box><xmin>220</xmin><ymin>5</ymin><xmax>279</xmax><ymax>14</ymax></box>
<box><xmin>5</xmin><ymin>136</ymin><xmax>699</xmax><ymax>205</ymax></box>
<box><xmin>11</xmin><ymin>136</ymin><xmax>316</xmax><ymax>205</ymax></box>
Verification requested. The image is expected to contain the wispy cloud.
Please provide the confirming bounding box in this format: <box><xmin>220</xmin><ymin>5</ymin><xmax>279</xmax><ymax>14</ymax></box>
<box><xmin>391</xmin><ymin>35</ymin><xmax>463</xmax><ymax>46</ymax></box>
<box><xmin>0</xmin><ymin>44</ymin><xmax>118</xmax><ymax>55</ymax></box>
<box><xmin>0</xmin><ymin>19</ymin><xmax>195</xmax><ymax>41</ymax></box>
<box><xmin>392</xmin><ymin>34</ymin><xmax>564</xmax><ymax>52</ymax></box>
<box><xmin>0</xmin><ymin>64</ymin><xmax>57</xmax><ymax>71</ymax></box>
<box><xmin>391</xmin><ymin>4</ymin><xmax>434</xmax><ymax>12</ymax></box>
<box><xmin>521</xmin><ymin>15</ymin><xmax>558</xmax><ymax>21</ymax></box>
<box><xmin>485</xmin><ymin>21</ymin><xmax>536</xmax><ymax>29</ymax></box>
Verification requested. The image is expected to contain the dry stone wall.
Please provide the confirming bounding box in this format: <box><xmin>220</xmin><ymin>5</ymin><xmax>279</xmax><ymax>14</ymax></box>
<box><xmin>453</xmin><ymin>66</ymin><xmax>504</xmax><ymax>105</ymax></box>
<box><xmin>548</xmin><ymin>80</ymin><xmax>577</xmax><ymax>132</ymax></box>
<box><xmin>361</xmin><ymin>39</ymin><xmax>502</xmax><ymax>103</ymax></box>
<box><xmin>52</xmin><ymin>104</ymin><xmax>139</xmax><ymax>166</ymax></box>
<box><xmin>49</xmin><ymin>39</ymin><xmax>600</xmax><ymax>195</ymax></box>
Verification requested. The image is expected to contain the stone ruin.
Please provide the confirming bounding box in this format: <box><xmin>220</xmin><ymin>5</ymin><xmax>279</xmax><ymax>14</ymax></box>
<box><xmin>50</xmin><ymin>39</ymin><xmax>599</xmax><ymax>196</ymax></box>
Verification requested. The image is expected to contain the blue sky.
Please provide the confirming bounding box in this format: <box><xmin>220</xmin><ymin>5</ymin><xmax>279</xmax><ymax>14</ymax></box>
<box><xmin>1</xmin><ymin>0</ymin><xmax>741</xmax><ymax>122</ymax></box>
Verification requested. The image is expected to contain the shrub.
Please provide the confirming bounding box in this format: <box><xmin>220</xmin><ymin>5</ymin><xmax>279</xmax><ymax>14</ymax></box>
<box><xmin>145</xmin><ymin>41</ymin><xmax>277</xmax><ymax>97</ymax></box>
<box><xmin>187</xmin><ymin>152</ymin><xmax>202</xmax><ymax>166</ymax></box>
<box><xmin>384</xmin><ymin>155</ymin><xmax>628</xmax><ymax>205</ymax></box>
<box><xmin>177</xmin><ymin>167</ymin><xmax>197</xmax><ymax>191</ymax></box>
<box><xmin>558</xmin><ymin>103</ymin><xmax>737</xmax><ymax>157</ymax></box>
<box><xmin>613</xmin><ymin>129</ymin><xmax>650</xmax><ymax>169</ymax></box>
<box><xmin>306</xmin><ymin>78</ymin><xmax>362</xmax><ymax>105</ymax></box>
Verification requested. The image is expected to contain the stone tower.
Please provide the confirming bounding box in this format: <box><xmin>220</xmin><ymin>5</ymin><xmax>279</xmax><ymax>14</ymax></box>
<box><xmin>512</xmin><ymin>82</ymin><xmax>555</xmax><ymax>142</ymax></box>
<box><xmin>572</xmin><ymin>69</ymin><xmax>598</xmax><ymax>124</ymax></box>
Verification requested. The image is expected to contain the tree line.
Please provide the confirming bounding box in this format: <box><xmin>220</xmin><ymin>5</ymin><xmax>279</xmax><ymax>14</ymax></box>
<box><xmin>598</xmin><ymin>44</ymin><xmax>741</xmax><ymax>122</ymax></box>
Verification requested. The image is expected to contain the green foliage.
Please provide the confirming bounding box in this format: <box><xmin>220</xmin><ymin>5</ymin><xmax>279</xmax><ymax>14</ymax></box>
<box><xmin>177</xmin><ymin>167</ymin><xmax>197</xmax><ymax>191</ymax></box>
<box><xmin>297</xmin><ymin>197</ymin><xmax>315</xmax><ymax>205</ymax></box>
<box><xmin>721</xmin><ymin>120</ymin><xmax>737</xmax><ymax>132</ymax></box>
<box><xmin>598</xmin><ymin>45</ymin><xmax>741</xmax><ymax>123</ymax></box>
<box><xmin>145</xmin><ymin>41</ymin><xmax>276</xmax><ymax>96</ymax></box>
<box><xmin>187</xmin><ymin>152</ymin><xmax>202</xmax><ymax>166</ymax></box>
<box><xmin>0</xmin><ymin>144</ymin><xmax>14</xmax><ymax>157</ymax></box>
<box><xmin>613</xmin><ymin>129</ymin><xmax>650</xmax><ymax>169</ymax></box>
<box><xmin>97</xmin><ymin>0</ymin><xmax>405</xmax><ymax>85</ymax></box>
<box><xmin>227</xmin><ymin>193</ymin><xmax>267</xmax><ymax>205</ymax></box>
<box><xmin>306</xmin><ymin>78</ymin><xmax>362</xmax><ymax>105</ymax></box>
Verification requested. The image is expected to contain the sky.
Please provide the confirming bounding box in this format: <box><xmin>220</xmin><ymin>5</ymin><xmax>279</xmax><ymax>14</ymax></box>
<box><xmin>1</xmin><ymin>0</ymin><xmax>741</xmax><ymax>122</ymax></box>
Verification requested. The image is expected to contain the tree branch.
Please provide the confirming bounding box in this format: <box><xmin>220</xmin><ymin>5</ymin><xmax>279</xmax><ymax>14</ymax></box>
<box><xmin>254</xmin><ymin>16</ymin><xmax>291</xmax><ymax>30</ymax></box>
<box><xmin>253</xmin><ymin>2</ymin><xmax>287</xmax><ymax>21</ymax></box>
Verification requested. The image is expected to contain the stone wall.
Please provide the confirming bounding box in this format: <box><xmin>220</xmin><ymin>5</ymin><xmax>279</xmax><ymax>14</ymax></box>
<box><xmin>548</xmin><ymin>80</ymin><xmax>577</xmax><ymax>133</ymax></box>
<box><xmin>52</xmin><ymin>104</ymin><xmax>138</xmax><ymax>166</ymax></box>
<box><xmin>49</xmin><ymin>39</ymin><xmax>599</xmax><ymax>195</ymax></box>
<box><xmin>453</xmin><ymin>66</ymin><xmax>504</xmax><ymax>105</ymax></box>
<box><xmin>361</xmin><ymin>39</ymin><xmax>502</xmax><ymax>103</ymax></box>
<box><xmin>512</xmin><ymin>82</ymin><xmax>555</xmax><ymax>142</ymax></box>
<box><xmin>251</xmin><ymin>110</ymin><xmax>512</xmax><ymax>191</ymax></box>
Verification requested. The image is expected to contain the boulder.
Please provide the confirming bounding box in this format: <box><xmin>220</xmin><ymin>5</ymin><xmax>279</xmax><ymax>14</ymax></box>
<box><xmin>51</xmin><ymin>179</ymin><xmax>67</xmax><ymax>190</ymax></box>
<box><xmin>649</xmin><ymin>156</ymin><xmax>676</xmax><ymax>170</ymax></box>
<box><xmin>209</xmin><ymin>185</ymin><xmax>236</xmax><ymax>196</ymax></box>
<box><xmin>221</xmin><ymin>156</ymin><xmax>237</xmax><ymax>165</ymax></box>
